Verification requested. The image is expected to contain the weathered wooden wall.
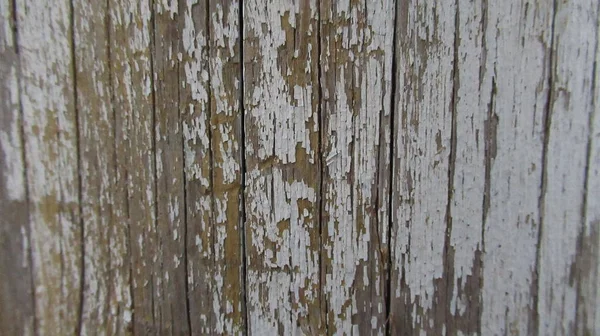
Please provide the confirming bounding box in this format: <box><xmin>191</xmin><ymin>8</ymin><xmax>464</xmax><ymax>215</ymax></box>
<box><xmin>1</xmin><ymin>0</ymin><xmax>599</xmax><ymax>335</ymax></box>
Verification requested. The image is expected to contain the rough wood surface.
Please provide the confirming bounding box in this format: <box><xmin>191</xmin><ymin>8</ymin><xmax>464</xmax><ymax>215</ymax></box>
<box><xmin>15</xmin><ymin>0</ymin><xmax>82</xmax><ymax>334</ymax></box>
<box><xmin>319</xmin><ymin>0</ymin><xmax>394</xmax><ymax>334</ymax></box>
<box><xmin>2</xmin><ymin>0</ymin><xmax>600</xmax><ymax>335</ymax></box>
<box><xmin>0</xmin><ymin>0</ymin><xmax>34</xmax><ymax>334</ymax></box>
<box><xmin>242</xmin><ymin>1</ymin><xmax>321</xmax><ymax>334</ymax></box>
<box><xmin>74</xmin><ymin>0</ymin><xmax>132</xmax><ymax>334</ymax></box>
<box><xmin>389</xmin><ymin>2</ymin><xmax>456</xmax><ymax>334</ymax></box>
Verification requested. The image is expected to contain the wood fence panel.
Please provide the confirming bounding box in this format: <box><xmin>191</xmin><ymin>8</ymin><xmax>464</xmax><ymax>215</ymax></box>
<box><xmin>1</xmin><ymin>1</ymin><xmax>599</xmax><ymax>335</ymax></box>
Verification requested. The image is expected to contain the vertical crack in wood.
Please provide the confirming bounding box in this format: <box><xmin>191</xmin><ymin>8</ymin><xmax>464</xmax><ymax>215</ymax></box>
<box><xmin>534</xmin><ymin>0</ymin><xmax>558</xmax><ymax>332</ymax></box>
<box><xmin>177</xmin><ymin>43</ymin><xmax>192</xmax><ymax>336</ymax></box>
<box><xmin>315</xmin><ymin>0</ymin><xmax>326</xmax><ymax>333</ymax></box>
<box><xmin>479</xmin><ymin>0</ymin><xmax>488</xmax><ymax>282</ymax></box>
<box><xmin>149</xmin><ymin>0</ymin><xmax>159</xmax><ymax>329</ymax></box>
<box><xmin>239</xmin><ymin>1</ymin><xmax>249</xmax><ymax>333</ymax></box>
<box><xmin>443</xmin><ymin>0</ymin><xmax>460</xmax><ymax>332</ymax></box>
<box><xmin>204</xmin><ymin>6</ymin><xmax>218</xmax><ymax>325</ymax></box>
<box><xmin>69</xmin><ymin>0</ymin><xmax>85</xmax><ymax>333</ymax></box>
<box><xmin>384</xmin><ymin>0</ymin><xmax>399</xmax><ymax>333</ymax></box>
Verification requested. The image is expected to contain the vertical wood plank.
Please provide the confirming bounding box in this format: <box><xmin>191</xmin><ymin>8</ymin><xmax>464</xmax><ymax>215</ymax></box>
<box><xmin>108</xmin><ymin>0</ymin><xmax>156</xmax><ymax>332</ymax></box>
<box><xmin>319</xmin><ymin>0</ymin><xmax>394</xmax><ymax>334</ymax></box>
<box><xmin>15</xmin><ymin>0</ymin><xmax>83</xmax><ymax>334</ymax></box>
<box><xmin>447</xmin><ymin>1</ymin><xmax>485</xmax><ymax>333</ymax></box>
<box><xmin>176</xmin><ymin>0</ymin><xmax>215</xmax><ymax>333</ymax></box>
<box><xmin>152</xmin><ymin>1</ymin><xmax>190</xmax><ymax>333</ymax></box>
<box><xmin>243</xmin><ymin>0</ymin><xmax>322</xmax><ymax>333</ymax></box>
<box><xmin>0</xmin><ymin>0</ymin><xmax>34</xmax><ymax>334</ymax></box>
<box><xmin>389</xmin><ymin>2</ymin><xmax>456</xmax><ymax>334</ymax></box>
<box><xmin>206</xmin><ymin>0</ymin><xmax>246</xmax><ymax>333</ymax></box>
<box><xmin>153</xmin><ymin>0</ymin><xmax>246</xmax><ymax>333</ymax></box>
<box><xmin>450</xmin><ymin>1</ymin><xmax>554</xmax><ymax>335</ymax></box>
<box><xmin>538</xmin><ymin>1</ymin><xmax>599</xmax><ymax>334</ymax></box>
<box><xmin>74</xmin><ymin>0</ymin><xmax>133</xmax><ymax>334</ymax></box>
<box><xmin>579</xmin><ymin>15</ymin><xmax>600</xmax><ymax>334</ymax></box>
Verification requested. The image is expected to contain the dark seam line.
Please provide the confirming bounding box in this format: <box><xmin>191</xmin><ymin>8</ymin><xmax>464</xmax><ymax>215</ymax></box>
<box><xmin>533</xmin><ymin>0</ymin><xmax>558</xmax><ymax>333</ymax></box>
<box><xmin>238</xmin><ymin>1</ymin><xmax>249</xmax><ymax>334</ymax></box>
<box><xmin>385</xmin><ymin>0</ymin><xmax>399</xmax><ymax>333</ymax></box>
<box><xmin>69</xmin><ymin>0</ymin><xmax>86</xmax><ymax>334</ymax></box>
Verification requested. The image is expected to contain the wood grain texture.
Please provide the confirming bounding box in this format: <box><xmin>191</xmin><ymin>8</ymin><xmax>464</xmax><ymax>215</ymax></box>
<box><xmin>2</xmin><ymin>1</ymin><xmax>600</xmax><ymax>335</ymax></box>
<box><xmin>579</xmin><ymin>15</ymin><xmax>600</xmax><ymax>334</ymax></box>
<box><xmin>15</xmin><ymin>0</ymin><xmax>82</xmax><ymax>334</ymax></box>
<box><xmin>538</xmin><ymin>1</ymin><xmax>599</xmax><ymax>334</ymax></box>
<box><xmin>0</xmin><ymin>0</ymin><xmax>34</xmax><ymax>334</ymax></box>
<box><xmin>152</xmin><ymin>0</ymin><xmax>190</xmax><ymax>333</ymax></box>
<box><xmin>108</xmin><ymin>0</ymin><xmax>155</xmax><ymax>332</ymax></box>
<box><xmin>477</xmin><ymin>2</ymin><xmax>553</xmax><ymax>335</ymax></box>
<box><xmin>319</xmin><ymin>0</ymin><xmax>394</xmax><ymax>334</ymax></box>
<box><xmin>74</xmin><ymin>0</ymin><xmax>133</xmax><ymax>334</ymax></box>
<box><xmin>242</xmin><ymin>0</ymin><xmax>322</xmax><ymax>334</ymax></box>
<box><xmin>389</xmin><ymin>1</ymin><xmax>456</xmax><ymax>334</ymax></box>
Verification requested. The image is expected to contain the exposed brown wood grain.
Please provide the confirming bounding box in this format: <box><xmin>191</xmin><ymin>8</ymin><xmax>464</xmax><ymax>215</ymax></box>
<box><xmin>319</xmin><ymin>0</ymin><xmax>395</xmax><ymax>334</ymax></box>
<box><xmin>108</xmin><ymin>0</ymin><xmax>156</xmax><ymax>332</ymax></box>
<box><xmin>74</xmin><ymin>0</ymin><xmax>132</xmax><ymax>333</ymax></box>
<box><xmin>152</xmin><ymin>1</ymin><xmax>191</xmax><ymax>334</ymax></box>
<box><xmin>242</xmin><ymin>0</ymin><xmax>322</xmax><ymax>334</ymax></box>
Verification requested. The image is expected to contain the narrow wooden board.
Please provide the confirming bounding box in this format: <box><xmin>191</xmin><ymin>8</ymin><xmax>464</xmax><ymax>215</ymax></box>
<box><xmin>108</xmin><ymin>0</ymin><xmax>156</xmax><ymax>332</ymax></box>
<box><xmin>538</xmin><ymin>1</ymin><xmax>600</xmax><ymax>334</ymax></box>
<box><xmin>206</xmin><ymin>0</ymin><xmax>246</xmax><ymax>333</ymax></box>
<box><xmin>243</xmin><ymin>0</ymin><xmax>322</xmax><ymax>333</ymax></box>
<box><xmin>0</xmin><ymin>0</ymin><xmax>34</xmax><ymax>334</ymax></box>
<box><xmin>152</xmin><ymin>0</ymin><xmax>190</xmax><ymax>333</ymax></box>
<box><xmin>452</xmin><ymin>2</ymin><xmax>554</xmax><ymax>335</ymax></box>
<box><xmin>15</xmin><ymin>0</ymin><xmax>83</xmax><ymax>334</ymax></box>
<box><xmin>74</xmin><ymin>0</ymin><xmax>132</xmax><ymax>334</ymax></box>
<box><xmin>579</xmin><ymin>15</ymin><xmax>600</xmax><ymax>334</ymax></box>
<box><xmin>389</xmin><ymin>2</ymin><xmax>456</xmax><ymax>334</ymax></box>
<box><xmin>319</xmin><ymin>0</ymin><xmax>395</xmax><ymax>334</ymax></box>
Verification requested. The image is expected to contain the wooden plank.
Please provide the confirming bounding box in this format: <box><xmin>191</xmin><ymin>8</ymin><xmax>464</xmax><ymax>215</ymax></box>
<box><xmin>242</xmin><ymin>0</ymin><xmax>322</xmax><ymax>334</ymax></box>
<box><xmin>446</xmin><ymin>1</ymin><xmax>486</xmax><ymax>333</ymax></box>
<box><xmin>73</xmin><ymin>0</ymin><xmax>132</xmax><ymax>334</ymax></box>
<box><xmin>0</xmin><ymin>0</ymin><xmax>34</xmax><ymax>334</ymax></box>
<box><xmin>388</xmin><ymin>2</ymin><xmax>456</xmax><ymax>334</ymax></box>
<box><xmin>14</xmin><ymin>0</ymin><xmax>82</xmax><ymax>334</ymax></box>
<box><xmin>319</xmin><ymin>0</ymin><xmax>394</xmax><ymax>334</ymax></box>
<box><xmin>205</xmin><ymin>0</ymin><xmax>246</xmax><ymax>333</ymax></box>
<box><xmin>449</xmin><ymin>1</ymin><xmax>554</xmax><ymax>335</ymax></box>
<box><xmin>152</xmin><ymin>0</ymin><xmax>245</xmax><ymax>333</ymax></box>
<box><xmin>538</xmin><ymin>1</ymin><xmax>599</xmax><ymax>334</ymax></box>
<box><xmin>579</xmin><ymin>15</ymin><xmax>600</xmax><ymax>334</ymax></box>
<box><xmin>152</xmin><ymin>1</ymin><xmax>190</xmax><ymax>333</ymax></box>
<box><xmin>173</xmin><ymin>1</ymin><xmax>215</xmax><ymax>334</ymax></box>
<box><xmin>108</xmin><ymin>0</ymin><xmax>156</xmax><ymax>332</ymax></box>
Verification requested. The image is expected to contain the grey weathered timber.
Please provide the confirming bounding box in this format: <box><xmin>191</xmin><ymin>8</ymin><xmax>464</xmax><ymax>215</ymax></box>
<box><xmin>1</xmin><ymin>1</ymin><xmax>599</xmax><ymax>335</ymax></box>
